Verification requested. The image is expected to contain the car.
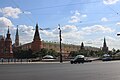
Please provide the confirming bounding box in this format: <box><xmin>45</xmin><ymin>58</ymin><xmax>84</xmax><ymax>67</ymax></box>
<box><xmin>42</xmin><ymin>55</ymin><xmax>56</xmax><ymax>61</ymax></box>
<box><xmin>70</xmin><ymin>55</ymin><xmax>85</xmax><ymax>64</ymax></box>
<box><xmin>102</xmin><ymin>54</ymin><xmax>112</xmax><ymax>61</ymax></box>
<box><xmin>84</xmin><ymin>57</ymin><xmax>92</xmax><ymax>62</ymax></box>
<box><xmin>102</xmin><ymin>56</ymin><xmax>112</xmax><ymax>61</ymax></box>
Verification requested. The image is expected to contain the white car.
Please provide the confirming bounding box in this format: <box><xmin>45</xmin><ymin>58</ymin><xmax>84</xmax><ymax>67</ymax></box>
<box><xmin>42</xmin><ymin>55</ymin><xmax>56</xmax><ymax>61</ymax></box>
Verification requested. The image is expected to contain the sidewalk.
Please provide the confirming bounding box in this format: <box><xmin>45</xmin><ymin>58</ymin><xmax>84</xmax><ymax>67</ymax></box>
<box><xmin>0</xmin><ymin>57</ymin><xmax>101</xmax><ymax>64</ymax></box>
<box><xmin>0</xmin><ymin>61</ymin><xmax>70</xmax><ymax>64</ymax></box>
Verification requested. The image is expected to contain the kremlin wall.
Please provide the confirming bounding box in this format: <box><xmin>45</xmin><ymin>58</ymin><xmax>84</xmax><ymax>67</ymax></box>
<box><xmin>0</xmin><ymin>24</ymin><xmax>101</xmax><ymax>58</ymax></box>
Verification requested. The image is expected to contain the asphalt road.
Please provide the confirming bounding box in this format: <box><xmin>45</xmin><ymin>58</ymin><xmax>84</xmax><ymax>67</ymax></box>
<box><xmin>0</xmin><ymin>61</ymin><xmax>120</xmax><ymax>80</ymax></box>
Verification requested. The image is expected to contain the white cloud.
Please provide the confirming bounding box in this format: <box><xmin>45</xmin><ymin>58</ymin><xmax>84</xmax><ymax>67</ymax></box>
<box><xmin>17</xmin><ymin>24</ymin><xmax>114</xmax><ymax>46</ymax></box>
<box><xmin>101</xmin><ymin>17</ymin><xmax>108</xmax><ymax>22</ymax></box>
<box><xmin>18</xmin><ymin>25</ymin><xmax>34</xmax><ymax>44</ymax></box>
<box><xmin>0</xmin><ymin>7</ymin><xmax>22</xmax><ymax>18</ymax></box>
<box><xmin>82</xmin><ymin>25</ymin><xmax>114</xmax><ymax>34</ymax></box>
<box><xmin>82</xmin><ymin>15</ymin><xmax>87</xmax><ymax>18</ymax></box>
<box><xmin>61</xmin><ymin>25</ymin><xmax>78</xmax><ymax>33</ymax></box>
<box><xmin>13</xmin><ymin>24</ymin><xmax>120</xmax><ymax>50</ymax></box>
<box><xmin>103</xmin><ymin>0</ymin><xmax>119</xmax><ymax>5</ymax></box>
<box><xmin>15</xmin><ymin>25</ymin><xmax>57</xmax><ymax>44</ymax></box>
<box><xmin>0</xmin><ymin>17</ymin><xmax>13</xmax><ymax>28</ymax></box>
<box><xmin>69</xmin><ymin>16</ymin><xmax>80</xmax><ymax>23</ymax></box>
<box><xmin>69</xmin><ymin>10</ymin><xmax>87</xmax><ymax>23</ymax></box>
<box><xmin>116</xmin><ymin>22</ymin><xmax>120</xmax><ymax>26</ymax></box>
<box><xmin>38</xmin><ymin>25</ymin><xmax>84</xmax><ymax>44</ymax></box>
<box><xmin>90</xmin><ymin>36</ymin><xmax>120</xmax><ymax>50</ymax></box>
<box><xmin>60</xmin><ymin>25</ymin><xmax>83</xmax><ymax>44</ymax></box>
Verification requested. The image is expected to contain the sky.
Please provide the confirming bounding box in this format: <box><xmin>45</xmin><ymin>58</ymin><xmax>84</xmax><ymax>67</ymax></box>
<box><xmin>0</xmin><ymin>0</ymin><xmax>120</xmax><ymax>50</ymax></box>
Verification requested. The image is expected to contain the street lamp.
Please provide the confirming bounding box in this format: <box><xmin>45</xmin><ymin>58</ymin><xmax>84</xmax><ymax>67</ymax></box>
<box><xmin>117</xmin><ymin>33</ymin><xmax>120</xmax><ymax>36</ymax></box>
<box><xmin>58</xmin><ymin>24</ymin><xmax>63</xmax><ymax>63</ymax></box>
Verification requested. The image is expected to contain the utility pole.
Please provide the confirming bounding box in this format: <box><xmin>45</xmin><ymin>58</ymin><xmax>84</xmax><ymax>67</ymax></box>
<box><xmin>58</xmin><ymin>24</ymin><xmax>63</xmax><ymax>63</ymax></box>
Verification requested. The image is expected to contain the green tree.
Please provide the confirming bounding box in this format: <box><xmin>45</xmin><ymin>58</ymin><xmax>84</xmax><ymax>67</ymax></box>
<box><xmin>69</xmin><ymin>51</ymin><xmax>79</xmax><ymax>57</ymax></box>
<box><xmin>34</xmin><ymin>48</ymin><xmax>58</xmax><ymax>58</ymax></box>
<box><xmin>13</xmin><ymin>49</ymin><xmax>34</xmax><ymax>59</ymax></box>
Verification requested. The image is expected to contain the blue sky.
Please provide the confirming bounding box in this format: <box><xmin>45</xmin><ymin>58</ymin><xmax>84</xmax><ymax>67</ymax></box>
<box><xmin>0</xmin><ymin>0</ymin><xmax>120</xmax><ymax>50</ymax></box>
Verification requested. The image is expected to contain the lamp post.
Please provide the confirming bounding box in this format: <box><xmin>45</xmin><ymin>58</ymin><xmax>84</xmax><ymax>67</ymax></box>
<box><xmin>58</xmin><ymin>24</ymin><xmax>63</xmax><ymax>63</ymax></box>
<box><xmin>117</xmin><ymin>33</ymin><xmax>120</xmax><ymax>36</ymax></box>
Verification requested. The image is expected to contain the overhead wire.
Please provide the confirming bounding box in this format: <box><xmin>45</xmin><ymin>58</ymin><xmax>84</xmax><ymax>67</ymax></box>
<box><xmin>11</xmin><ymin>0</ymin><xmax>120</xmax><ymax>29</ymax></box>
<box><xmin>75</xmin><ymin>20</ymin><xmax>120</xmax><ymax>28</ymax></box>
<box><xmin>11</xmin><ymin>0</ymin><xmax>102</xmax><ymax>26</ymax></box>
<box><xmin>7</xmin><ymin>0</ymin><xmax>120</xmax><ymax>48</ymax></box>
<box><xmin>30</xmin><ymin>12</ymin><xmax>116</xmax><ymax>16</ymax></box>
<box><xmin>25</xmin><ymin>0</ymin><xmax>101</xmax><ymax>11</ymax></box>
<box><xmin>106</xmin><ymin>6</ymin><xmax>120</xmax><ymax>16</ymax></box>
<box><xmin>11</xmin><ymin>0</ymin><xmax>35</xmax><ymax>25</ymax></box>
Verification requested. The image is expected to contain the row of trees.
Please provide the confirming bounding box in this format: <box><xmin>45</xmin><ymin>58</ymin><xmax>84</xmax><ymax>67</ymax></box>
<box><xmin>69</xmin><ymin>49</ymin><xmax>120</xmax><ymax>58</ymax></box>
<box><xmin>13</xmin><ymin>48</ymin><xmax>58</xmax><ymax>59</ymax></box>
<box><xmin>13</xmin><ymin>49</ymin><xmax>34</xmax><ymax>59</ymax></box>
<box><xmin>13</xmin><ymin>48</ymin><xmax>120</xmax><ymax>59</ymax></box>
<box><xmin>69</xmin><ymin>50</ymin><xmax>100</xmax><ymax>58</ymax></box>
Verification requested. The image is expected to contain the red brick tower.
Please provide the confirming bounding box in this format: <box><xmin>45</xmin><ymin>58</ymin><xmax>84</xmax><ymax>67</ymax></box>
<box><xmin>4</xmin><ymin>27</ymin><xmax>13</xmax><ymax>58</ymax></box>
<box><xmin>0</xmin><ymin>36</ymin><xmax>5</xmax><ymax>54</ymax></box>
<box><xmin>31</xmin><ymin>24</ymin><xmax>42</xmax><ymax>52</ymax></box>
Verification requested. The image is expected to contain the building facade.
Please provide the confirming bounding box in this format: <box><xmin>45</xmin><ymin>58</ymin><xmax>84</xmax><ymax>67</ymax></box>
<box><xmin>17</xmin><ymin>24</ymin><xmax>100</xmax><ymax>57</ymax></box>
<box><xmin>17</xmin><ymin>24</ymin><xmax>80</xmax><ymax>57</ymax></box>
<box><xmin>0</xmin><ymin>28</ymin><xmax>13</xmax><ymax>58</ymax></box>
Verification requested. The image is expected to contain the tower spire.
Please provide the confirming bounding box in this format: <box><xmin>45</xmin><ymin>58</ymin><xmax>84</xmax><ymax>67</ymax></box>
<box><xmin>33</xmin><ymin>23</ymin><xmax>40</xmax><ymax>41</ymax></box>
<box><xmin>6</xmin><ymin>26</ymin><xmax>11</xmax><ymax>39</ymax></box>
<box><xmin>15</xmin><ymin>25</ymin><xmax>19</xmax><ymax>47</ymax></box>
<box><xmin>102</xmin><ymin>37</ymin><xmax>108</xmax><ymax>53</ymax></box>
<box><xmin>80</xmin><ymin>42</ymin><xmax>85</xmax><ymax>50</ymax></box>
<box><xmin>7</xmin><ymin>26</ymin><xmax>10</xmax><ymax>34</ymax></box>
<box><xmin>16</xmin><ymin>25</ymin><xmax>19</xmax><ymax>36</ymax></box>
<box><xmin>103</xmin><ymin>37</ymin><xmax>107</xmax><ymax>47</ymax></box>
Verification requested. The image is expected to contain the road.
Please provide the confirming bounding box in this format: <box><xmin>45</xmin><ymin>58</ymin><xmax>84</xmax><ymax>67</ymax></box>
<box><xmin>0</xmin><ymin>61</ymin><xmax>120</xmax><ymax>80</ymax></box>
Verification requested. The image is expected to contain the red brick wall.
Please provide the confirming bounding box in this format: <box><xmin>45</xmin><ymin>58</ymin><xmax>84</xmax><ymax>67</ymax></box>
<box><xmin>0</xmin><ymin>53</ymin><xmax>13</xmax><ymax>58</ymax></box>
<box><xmin>31</xmin><ymin>40</ymin><xmax>42</xmax><ymax>52</ymax></box>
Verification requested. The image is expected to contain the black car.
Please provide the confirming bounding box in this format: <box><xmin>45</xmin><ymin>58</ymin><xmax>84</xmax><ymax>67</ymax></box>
<box><xmin>102</xmin><ymin>54</ymin><xmax>112</xmax><ymax>61</ymax></box>
<box><xmin>102</xmin><ymin>56</ymin><xmax>112</xmax><ymax>61</ymax></box>
<box><xmin>70</xmin><ymin>55</ymin><xmax>85</xmax><ymax>64</ymax></box>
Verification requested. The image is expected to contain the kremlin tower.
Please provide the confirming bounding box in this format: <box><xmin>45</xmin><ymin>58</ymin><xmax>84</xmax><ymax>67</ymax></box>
<box><xmin>14</xmin><ymin>25</ymin><xmax>19</xmax><ymax>47</ymax></box>
<box><xmin>0</xmin><ymin>27</ymin><xmax>13</xmax><ymax>58</ymax></box>
<box><xmin>102</xmin><ymin>37</ymin><xmax>108</xmax><ymax>53</ymax></box>
<box><xmin>31</xmin><ymin>24</ymin><xmax>42</xmax><ymax>52</ymax></box>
